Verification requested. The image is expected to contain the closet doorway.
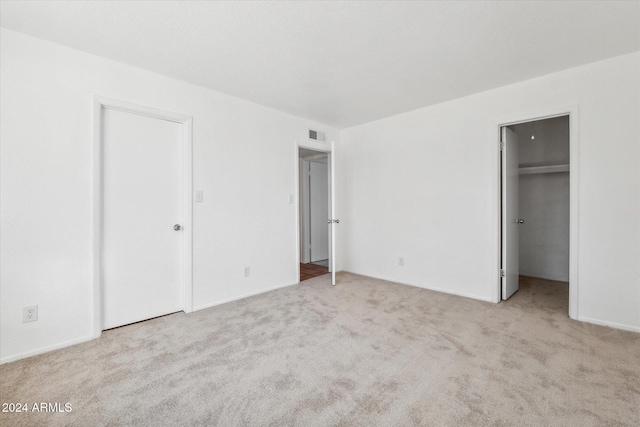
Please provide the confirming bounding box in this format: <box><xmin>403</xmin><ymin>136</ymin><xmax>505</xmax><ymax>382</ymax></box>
<box><xmin>298</xmin><ymin>147</ymin><xmax>331</xmax><ymax>282</ymax></box>
<box><xmin>500</xmin><ymin>113</ymin><xmax>577</xmax><ymax>317</ymax></box>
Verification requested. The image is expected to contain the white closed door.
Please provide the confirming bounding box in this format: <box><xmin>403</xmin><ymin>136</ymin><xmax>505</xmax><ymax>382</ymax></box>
<box><xmin>309</xmin><ymin>160</ymin><xmax>329</xmax><ymax>262</ymax></box>
<box><xmin>102</xmin><ymin>107</ymin><xmax>183</xmax><ymax>329</ymax></box>
<box><xmin>502</xmin><ymin>127</ymin><xmax>520</xmax><ymax>300</ymax></box>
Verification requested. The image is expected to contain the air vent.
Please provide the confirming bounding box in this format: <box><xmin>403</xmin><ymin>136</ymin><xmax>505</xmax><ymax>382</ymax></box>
<box><xmin>309</xmin><ymin>129</ymin><xmax>326</xmax><ymax>142</ymax></box>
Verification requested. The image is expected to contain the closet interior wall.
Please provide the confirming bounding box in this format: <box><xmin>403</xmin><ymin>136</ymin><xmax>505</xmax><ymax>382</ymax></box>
<box><xmin>512</xmin><ymin>116</ymin><xmax>570</xmax><ymax>282</ymax></box>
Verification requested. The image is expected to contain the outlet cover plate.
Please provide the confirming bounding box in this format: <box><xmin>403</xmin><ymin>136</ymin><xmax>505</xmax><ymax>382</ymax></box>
<box><xmin>23</xmin><ymin>305</ymin><xmax>38</xmax><ymax>323</ymax></box>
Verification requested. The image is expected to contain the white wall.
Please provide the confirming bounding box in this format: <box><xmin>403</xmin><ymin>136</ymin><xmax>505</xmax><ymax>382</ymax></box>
<box><xmin>0</xmin><ymin>29</ymin><xmax>339</xmax><ymax>363</ymax></box>
<box><xmin>519</xmin><ymin>173</ymin><xmax>570</xmax><ymax>282</ymax></box>
<box><xmin>514</xmin><ymin>117</ymin><xmax>570</xmax><ymax>282</ymax></box>
<box><xmin>2</xmin><ymin>28</ymin><xmax>637</xmax><ymax>365</ymax></box>
<box><xmin>342</xmin><ymin>52</ymin><xmax>640</xmax><ymax>331</ymax></box>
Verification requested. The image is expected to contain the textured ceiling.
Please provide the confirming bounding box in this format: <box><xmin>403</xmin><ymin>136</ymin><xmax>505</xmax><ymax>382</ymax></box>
<box><xmin>1</xmin><ymin>1</ymin><xmax>638</xmax><ymax>129</ymax></box>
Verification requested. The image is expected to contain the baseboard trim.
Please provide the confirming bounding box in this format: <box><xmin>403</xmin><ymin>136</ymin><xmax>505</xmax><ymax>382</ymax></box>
<box><xmin>343</xmin><ymin>270</ymin><xmax>494</xmax><ymax>303</ymax></box>
<box><xmin>343</xmin><ymin>272</ymin><xmax>639</xmax><ymax>333</ymax></box>
<box><xmin>2</xmin><ymin>281</ymin><xmax>301</xmax><ymax>364</ymax></box>
<box><xmin>577</xmin><ymin>316</ymin><xmax>640</xmax><ymax>333</ymax></box>
<box><xmin>193</xmin><ymin>280</ymin><xmax>299</xmax><ymax>312</ymax></box>
<box><xmin>0</xmin><ymin>334</ymin><xmax>97</xmax><ymax>365</ymax></box>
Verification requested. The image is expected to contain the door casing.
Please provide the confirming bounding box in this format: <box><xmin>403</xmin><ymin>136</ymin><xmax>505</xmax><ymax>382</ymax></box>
<box><xmin>295</xmin><ymin>140</ymin><xmax>334</xmax><ymax>283</ymax></box>
<box><xmin>495</xmin><ymin>106</ymin><xmax>579</xmax><ymax>319</ymax></box>
<box><xmin>92</xmin><ymin>96</ymin><xmax>193</xmax><ymax>338</ymax></box>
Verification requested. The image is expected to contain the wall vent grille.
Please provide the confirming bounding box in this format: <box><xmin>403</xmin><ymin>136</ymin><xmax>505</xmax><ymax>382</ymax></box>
<box><xmin>309</xmin><ymin>129</ymin><xmax>326</xmax><ymax>142</ymax></box>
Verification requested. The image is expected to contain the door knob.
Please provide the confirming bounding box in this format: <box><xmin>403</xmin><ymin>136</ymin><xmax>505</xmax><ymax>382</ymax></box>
<box><xmin>173</xmin><ymin>224</ymin><xmax>182</xmax><ymax>231</ymax></box>
<box><xmin>516</xmin><ymin>219</ymin><xmax>524</xmax><ymax>224</ymax></box>
<box><xmin>327</xmin><ymin>219</ymin><xmax>331</xmax><ymax>224</ymax></box>
<box><xmin>335</xmin><ymin>219</ymin><xmax>339</xmax><ymax>223</ymax></box>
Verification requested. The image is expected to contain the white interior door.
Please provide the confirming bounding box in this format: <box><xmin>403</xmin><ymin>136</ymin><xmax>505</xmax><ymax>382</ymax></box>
<box><xmin>309</xmin><ymin>160</ymin><xmax>329</xmax><ymax>262</ymax></box>
<box><xmin>102</xmin><ymin>107</ymin><xmax>183</xmax><ymax>329</ymax></box>
<box><xmin>330</xmin><ymin>142</ymin><xmax>337</xmax><ymax>286</ymax></box>
<box><xmin>502</xmin><ymin>127</ymin><xmax>520</xmax><ymax>300</ymax></box>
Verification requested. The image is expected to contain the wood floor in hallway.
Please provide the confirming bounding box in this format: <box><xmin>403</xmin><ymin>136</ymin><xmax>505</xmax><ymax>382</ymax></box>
<box><xmin>299</xmin><ymin>262</ymin><xmax>329</xmax><ymax>282</ymax></box>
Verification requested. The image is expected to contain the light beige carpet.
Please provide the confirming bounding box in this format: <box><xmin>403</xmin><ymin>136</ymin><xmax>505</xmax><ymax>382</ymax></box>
<box><xmin>1</xmin><ymin>273</ymin><xmax>638</xmax><ymax>426</ymax></box>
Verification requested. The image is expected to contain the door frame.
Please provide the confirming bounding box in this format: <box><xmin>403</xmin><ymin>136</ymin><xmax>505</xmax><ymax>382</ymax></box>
<box><xmin>494</xmin><ymin>106</ymin><xmax>579</xmax><ymax>319</ymax></box>
<box><xmin>91</xmin><ymin>96</ymin><xmax>193</xmax><ymax>338</ymax></box>
<box><xmin>294</xmin><ymin>140</ymin><xmax>332</xmax><ymax>283</ymax></box>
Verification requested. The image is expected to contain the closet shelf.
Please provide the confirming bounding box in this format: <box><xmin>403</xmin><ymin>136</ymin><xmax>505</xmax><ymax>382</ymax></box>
<box><xmin>519</xmin><ymin>164</ymin><xmax>569</xmax><ymax>175</ymax></box>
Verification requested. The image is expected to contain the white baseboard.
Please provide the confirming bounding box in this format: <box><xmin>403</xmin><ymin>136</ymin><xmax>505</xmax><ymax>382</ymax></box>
<box><xmin>0</xmin><ymin>334</ymin><xmax>97</xmax><ymax>365</ymax></box>
<box><xmin>2</xmin><ymin>281</ymin><xmax>299</xmax><ymax>364</ymax></box>
<box><xmin>193</xmin><ymin>280</ymin><xmax>299</xmax><ymax>312</ymax></box>
<box><xmin>343</xmin><ymin>270</ymin><xmax>494</xmax><ymax>303</ymax></box>
<box><xmin>343</xmin><ymin>271</ymin><xmax>639</xmax><ymax>334</ymax></box>
<box><xmin>577</xmin><ymin>316</ymin><xmax>640</xmax><ymax>333</ymax></box>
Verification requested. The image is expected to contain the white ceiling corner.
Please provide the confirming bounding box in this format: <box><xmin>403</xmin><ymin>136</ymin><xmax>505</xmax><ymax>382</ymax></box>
<box><xmin>1</xmin><ymin>0</ymin><xmax>638</xmax><ymax>129</ymax></box>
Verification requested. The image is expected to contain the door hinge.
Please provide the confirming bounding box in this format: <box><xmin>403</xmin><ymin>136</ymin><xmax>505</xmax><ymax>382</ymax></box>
<box><xmin>500</xmin><ymin>141</ymin><xmax>504</xmax><ymax>151</ymax></box>
<box><xmin>500</xmin><ymin>269</ymin><xmax>505</xmax><ymax>277</ymax></box>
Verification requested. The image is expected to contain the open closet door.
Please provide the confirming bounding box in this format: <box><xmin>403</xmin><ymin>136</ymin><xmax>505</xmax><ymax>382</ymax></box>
<box><xmin>330</xmin><ymin>141</ymin><xmax>337</xmax><ymax>286</ymax></box>
<box><xmin>502</xmin><ymin>127</ymin><xmax>519</xmax><ymax>299</ymax></box>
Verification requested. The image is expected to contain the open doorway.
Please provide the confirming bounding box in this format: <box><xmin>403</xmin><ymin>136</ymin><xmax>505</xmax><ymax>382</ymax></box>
<box><xmin>298</xmin><ymin>147</ymin><xmax>331</xmax><ymax>282</ymax></box>
<box><xmin>500</xmin><ymin>114</ymin><xmax>574</xmax><ymax>316</ymax></box>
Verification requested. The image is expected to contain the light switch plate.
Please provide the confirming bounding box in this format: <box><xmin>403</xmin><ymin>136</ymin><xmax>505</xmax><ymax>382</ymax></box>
<box><xmin>195</xmin><ymin>190</ymin><xmax>203</xmax><ymax>203</ymax></box>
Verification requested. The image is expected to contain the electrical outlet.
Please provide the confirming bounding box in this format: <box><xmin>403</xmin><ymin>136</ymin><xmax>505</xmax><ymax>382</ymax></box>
<box><xmin>244</xmin><ymin>266</ymin><xmax>251</xmax><ymax>277</ymax></box>
<box><xmin>398</xmin><ymin>257</ymin><xmax>405</xmax><ymax>267</ymax></box>
<box><xmin>23</xmin><ymin>305</ymin><xmax>38</xmax><ymax>323</ymax></box>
